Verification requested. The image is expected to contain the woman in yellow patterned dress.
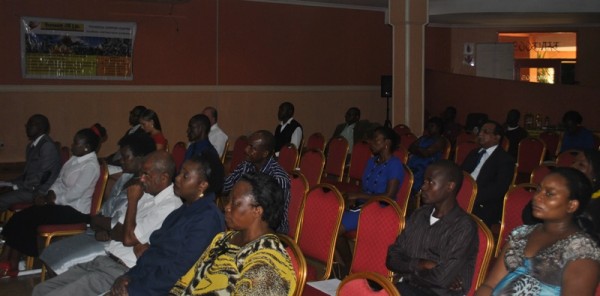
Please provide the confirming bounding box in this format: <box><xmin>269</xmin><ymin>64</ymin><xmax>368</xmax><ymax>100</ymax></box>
<box><xmin>169</xmin><ymin>172</ymin><xmax>296</xmax><ymax>296</ymax></box>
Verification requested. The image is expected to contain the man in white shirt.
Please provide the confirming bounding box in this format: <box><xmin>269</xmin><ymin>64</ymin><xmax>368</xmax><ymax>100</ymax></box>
<box><xmin>274</xmin><ymin>101</ymin><xmax>303</xmax><ymax>155</ymax></box>
<box><xmin>202</xmin><ymin>106</ymin><xmax>229</xmax><ymax>159</ymax></box>
<box><xmin>460</xmin><ymin>121</ymin><xmax>515</xmax><ymax>227</ymax></box>
<box><xmin>33</xmin><ymin>151</ymin><xmax>182</xmax><ymax>296</ymax></box>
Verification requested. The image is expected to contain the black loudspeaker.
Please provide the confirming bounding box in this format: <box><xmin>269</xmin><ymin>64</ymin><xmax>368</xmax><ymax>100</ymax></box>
<box><xmin>381</xmin><ymin>75</ymin><xmax>392</xmax><ymax>97</ymax></box>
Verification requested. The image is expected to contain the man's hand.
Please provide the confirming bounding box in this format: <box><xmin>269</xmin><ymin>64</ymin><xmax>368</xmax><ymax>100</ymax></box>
<box><xmin>94</xmin><ymin>230</ymin><xmax>111</xmax><ymax>242</ymax></box>
<box><xmin>33</xmin><ymin>194</ymin><xmax>47</xmax><ymax>206</ymax></box>
<box><xmin>109</xmin><ymin>275</ymin><xmax>131</xmax><ymax>296</ymax></box>
<box><xmin>417</xmin><ymin>259</ymin><xmax>437</xmax><ymax>270</ymax></box>
<box><xmin>133</xmin><ymin>243</ymin><xmax>150</xmax><ymax>258</ymax></box>
<box><xmin>448</xmin><ymin>277</ymin><xmax>464</xmax><ymax>292</ymax></box>
<box><xmin>127</xmin><ymin>182</ymin><xmax>144</xmax><ymax>203</ymax></box>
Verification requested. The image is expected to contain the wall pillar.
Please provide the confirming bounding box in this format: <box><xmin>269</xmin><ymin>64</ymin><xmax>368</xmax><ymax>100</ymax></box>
<box><xmin>389</xmin><ymin>0</ymin><xmax>428</xmax><ymax>135</ymax></box>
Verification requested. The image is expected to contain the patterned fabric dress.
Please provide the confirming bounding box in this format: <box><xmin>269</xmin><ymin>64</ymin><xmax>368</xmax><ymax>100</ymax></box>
<box><xmin>169</xmin><ymin>231</ymin><xmax>296</xmax><ymax>296</ymax></box>
<box><xmin>493</xmin><ymin>224</ymin><xmax>600</xmax><ymax>296</ymax></box>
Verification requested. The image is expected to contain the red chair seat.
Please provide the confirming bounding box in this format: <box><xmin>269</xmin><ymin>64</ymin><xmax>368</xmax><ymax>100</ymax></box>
<box><xmin>38</xmin><ymin>223</ymin><xmax>87</xmax><ymax>233</ymax></box>
<box><xmin>330</xmin><ymin>182</ymin><xmax>361</xmax><ymax>194</ymax></box>
<box><xmin>9</xmin><ymin>202</ymin><xmax>33</xmax><ymax>211</ymax></box>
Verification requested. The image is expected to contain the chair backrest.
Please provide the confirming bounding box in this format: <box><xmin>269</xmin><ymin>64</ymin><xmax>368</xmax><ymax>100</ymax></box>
<box><xmin>277</xmin><ymin>234</ymin><xmax>307</xmax><ymax>296</ymax></box>
<box><xmin>306</xmin><ymin>132</ymin><xmax>326</xmax><ymax>152</ymax></box>
<box><xmin>399</xmin><ymin>132</ymin><xmax>417</xmax><ymax>151</ymax></box>
<box><xmin>171</xmin><ymin>141</ymin><xmax>187</xmax><ymax>173</ymax></box>
<box><xmin>323</xmin><ymin>137</ymin><xmax>349</xmax><ymax>182</ymax></box>
<box><xmin>220</xmin><ymin>139</ymin><xmax>229</xmax><ymax>164</ymax></box>
<box><xmin>229</xmin><ymin>135</ymin><xmax>248</xmax><ymax>173</ymax></box>
<box><xmin>500</xmin><ymin>136</ymin><xmax>510</xmax><ymax>152</ymax></box>
<box><xmin>393</xmin><ymin>124</ymin><xmax>411</xmax><ymax>136</ymax></box>
<box><xmin>456</xmin><ymin>171</ymin><xmax>477</xmax><ymax>213</ymax></box>
<box><xmin>288</xmin><ymin>171</ymin><xmax>309</xmax><ymax>241</ymax></box>
<box><xmin>530</xmin><ymin>163</ymin><xmax>555</xmax><ymax>185</ymax></box>
<box><xmin>556</xmin><ymin>149</ymin><xmax>580</xmax><ymax>167</ymax></box>
<box><xmin>516</xmin><ymin>137</ymin><xmax>546</xmax><ymax>174</ymax></box>
<box><xmin>539</xmin><ymin>131</ymin><xmax>561</xmax><ymax>159</ymax></box>
<box><xmin>396</xmin><ymin>164</ymin><xmax>414</xmax><ymax>216</ymax></box>
<box><xmin>466</xmin><ymin>214</ymin><xmax>495</xmax><ymax>296</ymax></box>
<box><xmin>456</xmin><ymin>131</ymin><xmax>477</xmax><ymax>145</ymax></box>
<box><xmin>393</xmin><ymin>146</ymin><xmax>409</xmax><ymax>164</ymax></box>
<box><xmin>351</xmin><ymin>197</ymin><xmax>404</xmax><ymax>278</ymax></box>
<box><xmin>495</xmin><ymin>183</ymin><xmax>537</xmax><ymax>256</ymax></box>
<box><xmin>455</xmin><ymin>141</ymin><xmax>479</xmax><ymax>166</ymax></box>
<box><xmin>91</xmin><ymin>161</ymin><xmax>109</xmax><ymax>216</ymax></box>
<box><xmin>297</xmin><ymin>184</ymin><xmax>344</xmax><ymax>281</ymax></box>
<box><xmin>337</xmin><ymin>272</ymin><xmax>400</xmax><ymax>296</ymax></box>
<box><xmin>441</xmin><ymin>136</ymin><xmax>451</xmax><ymax>160</ymax></box>
<box><xmin>298</xmin><ymin>149</ymin><xmax>325</xmax><ymax>187</ymax></box>
<box><xmin>347</xmin><ymin>141</ymin><xmax>372</xmax><ymax>184</ymax></box>
<box><xmin>60</xmin><ymin>146</ymin><xmax>70</xmax><ymax>165</ymax></box>
<box><xmin>278</xmin><ymin>143</ymin><xmax>299</xmax><ymax>174</ymax></box>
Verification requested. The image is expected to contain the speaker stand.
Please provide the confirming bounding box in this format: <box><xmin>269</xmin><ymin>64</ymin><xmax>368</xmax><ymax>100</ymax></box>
<box><xmin>384</xmin><ymin>95</ymin><xmax>391</xmax><ymax>128</ymax></box>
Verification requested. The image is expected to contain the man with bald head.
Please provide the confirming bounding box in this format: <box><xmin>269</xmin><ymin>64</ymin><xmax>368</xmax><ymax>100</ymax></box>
<box><xmin>202</xmin><ymin>106</ymin><xmax>229</xmax><ymax>159</ymax></box>
<box><xmin>33</xmin><ymin>151</ymin><xmax>183</xmax><ymax>296</ymax></box>
<box><xmin>223</xmin><ymin>130</ymin><xmax>290</xmax><ymax>234</ymax></box>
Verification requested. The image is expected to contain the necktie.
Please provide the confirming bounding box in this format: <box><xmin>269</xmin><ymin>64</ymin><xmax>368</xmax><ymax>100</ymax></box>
<box><xmin>475</xmin><ymin>149</ymin><xmax>486</xmax><ymax>165</ymax></box>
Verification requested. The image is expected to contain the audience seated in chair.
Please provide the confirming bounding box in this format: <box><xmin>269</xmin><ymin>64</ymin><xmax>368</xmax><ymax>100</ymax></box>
<box><xmin>139</xmin><ymin>109</ymin><xmax>168</xmax><ymax>151</ymax></box>
<box><xmin>0</xmin><ymin>128</ymin><xmax>102</xmax><ymax>277</ymax></box>
<box><xmin>0</xmin><ymin>114</ymin><xmax>61</xmax><ymax>216</ymax></box>
<box><xmin>386</xmin><ymin>160</ymin><xmax>478</xmax><ymax>296</ymax></box>
<box><xmin>202</xmin><ymin>106</ymin><xmax>229</xmax><ymax>159</ymax></box>
<box><xmin>461</xmin><ymin>121</ymin><xmax>515</xmax><ymax>227</ymax></box>
<box><xmin>106</xmin><ymin>105</ymin><xmax>148</xmax><ymax>166</ymax></box>
<box><xmin>275</xmin><ymin>101</ymin><xmax>303</xmax><ymax>156</ymax></box>
<box><xmin>168</xmin><ymin>172</ymin><xmax>296</xmax><ymax>296</ymax></box>
<box><xmin>476</xmin><ymin>168</ymin><xmax>600</xmax><ymax>296</ymax></box>
<box><xmin>224</xmin><ymin>130</ymin><xmax>291</xmax><ymax>234</ymax></box>
<box><xmin>503</xmin><ymin>109</ymin><xmax>528</xmax><ymax>159</ymax></box>
<box><xmin>39</xmin><ymin>133</ymin><xmax>156</xmax><ymax>276</ymax></box>
<box><xmin>560</xmin><ymin>110</ymin><xmax>595</xmax><ymax>153</ymax></box>
<box><xmin>31</xmin><ymin>151</ymin><xmax>186</xmax><ymax>295</ymax></box>
<box><xmin>185</xmin><ymin>113</ymin><xmax>225</xmax><ymax>195</ymax></box>
<box><xmin>441</xmin><ymin>106</ymin><xmax>463</xmax><ymax>147</ymax></box>
<box><xmin>332</xmin><ymin>107</ymin><xmax>372</xmax><ymax>155</ymax></box>
<box><xmin>407</xmin><ymin>117</ymin><xmax>446</xmax><ymax>195</ymax></box>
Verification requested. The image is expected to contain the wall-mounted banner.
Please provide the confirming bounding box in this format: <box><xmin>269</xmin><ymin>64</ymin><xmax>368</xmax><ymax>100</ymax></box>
<box><xmin>21</xmin><ymin>17</ymin><xmax>136</xmax><ymax>80</ymax></box>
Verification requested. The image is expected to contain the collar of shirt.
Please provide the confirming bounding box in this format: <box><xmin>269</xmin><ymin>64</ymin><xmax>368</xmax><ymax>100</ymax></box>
<box><xmin>506</xmin><ymin>125</ymin><xmax>520</xmax><ymax>131</ymax></box>
<box><xmin>72</xmin><ymin>151</ymin><xmax>97</xmax><ymax>164</ymax></box>
<box><xmin>482</xmin><ymin>144</ymin><xmax>498</xmax><ymax>156</ymax></box>
<box><xmin>152</xmin><ymin>184</ymin><xmax>176</xmax><ymax>205</ymax></box>
<box><xmin>129</xmin><ymin>124</ymin><xmax>141</xmax><ymax>134</ymax></box>
<box><xmin>279</xmin><ymin>117</ymin><xmax>295</xmax><ymax>130</ymax></box>
<box><xmin>210</xmin><ymin>123</ymin><xmax>219</xmax><ymax>132</ymax></box>
<box><xmin>422</xmin><ymin>204</ymin><xmax>464</xmax><ymax>225</ymax></box>
<box><xmin>31</xmin><ymin>134</ymin><xmax>45</xmax><ymax>147</ymax></box>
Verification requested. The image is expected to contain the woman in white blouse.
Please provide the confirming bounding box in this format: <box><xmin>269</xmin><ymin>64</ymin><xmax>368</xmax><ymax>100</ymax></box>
<box><xmin>0</xmin><ymin>128</ymin><xmax>101</xmax><ymax>277</ymax></box>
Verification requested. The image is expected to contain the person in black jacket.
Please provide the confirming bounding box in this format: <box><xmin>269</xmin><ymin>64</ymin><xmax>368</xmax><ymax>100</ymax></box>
<box><xmin>274</xmin><ymin>102</ymin><xmax>302</xmax><ymax>155</ymax></box>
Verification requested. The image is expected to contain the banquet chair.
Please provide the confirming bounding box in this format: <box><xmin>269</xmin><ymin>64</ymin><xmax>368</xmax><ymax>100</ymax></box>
<box><xmin>530</xmin><ymin>163</ymin><xmax>555</xmax><ymax>185</ymax></box>
<box><xmin>456</xmin><ymin>131</ymin><xmax>477</xmax><ymax>145</ymax></box>
<box><xmin>396</xmin><ymin>164</ymin><xmax>414</xmax><ymax>217</ymax></box>
<box><xmin>466</xmin><ymin>214</ymin><xmax>495</xmax><ymax>296</ymax></box>
<box><xmin>456</xmin><ymin>171</ymin><xmax>477</xmax><ymax>213</ymax></box>
<box><xmin>297</xmin><ymin>184</ymin><xmax>344</xmax><ymax>281</ymax></box>
<box><xmin>306</xmin><ymin>132</ymin><xmax>326</xmax><ymax>152</ymax></box>
<box><xmin>229</xmin><ymin>135</ymin><xmax>248</xmax><ymax>173</ymax></box>
<box><xmin>277</xmin><ymin>234</ymin><xmax>307</xmax><ymax>296</ymax></box>
<box><xmin>278</xmin><ymin>143</ymin><xmax>299</xmax><ymax>174</ymax></box>
<box><xmin>441</xmin><ymin>136</ymin><xmax>452</xmax><ymax>160</ymax></box>
<box><xmin>336</xmin><ymin>272</ymin><xmax>400</xmax><ymax>296</ymax></box>
<box><xmin>399</xmin><ymin>132</ymin><xmax>417</xmax><ymax>151</ymax></box>
<box><xmin>539</xmin><ymin>131</ymin><xmax>561</xmax><ymax>160</ymax></box>
<box><xmin>328</xmin><ymin>141</ymin><xmax>371</xmax><ymax>194</ymax></box>
<box><xmin>495</xmin><ymin>183</ymin><xmax>537</xmax><ymax>257</ymax></box>
<box><xmin>38</xmin><ymin>160</ymin><xmax>109</xmax><ymax>280</ymax></box>
<box><xmin>288</xmin><ymin>171</ymin><xmax>309</xmax><ymax>241</ymax></box>
<box><xmin>393</xmin><ymin>123</ymin><xmax>411</xmax><ymax>136</ymax></box>
<box><xmin>556</xmin><ymin>149</ymin><xmax>580</xmax><ymax>167</ymax></box>
<box><xmin>515</xmin><ymin>137</ymin><xmax>546</xmax><ymax>184</ymax></box>
<box><xmin>350</xmin><ymin>197</ymin><xmax>404</xmax><ymax>278</ymax></box>
<box><xmin>299</xmin><ymin>149</ymin><xmax>325</xmax><ymax>187</ymax></box>
<box><xmin>454</xmin><ymin>141</ymin><xmax>479</xmax><ymax>166</ymax></box>
<box><xmin>393</xmin><ymin>146</ymin><xmax>409</xmax><ymax>164</ymax></box>
<box><xmin>500</xmin><ymin>136</ymin><xmax>510</xmax><ymax>152</ymax></box>
<box><xmin>322</xmin><ymin>137</ymin><xmax>349</xmax><ymax>183</ymax></box>
<box><xmin>220</xmin><ymin>139</ymin><xmax>229</xmax><ymax>164</ymax></box>
<box><xmin>171</xmin><ymin>141</ymin><xmax>186</xmax><ymax>173</ymax></box>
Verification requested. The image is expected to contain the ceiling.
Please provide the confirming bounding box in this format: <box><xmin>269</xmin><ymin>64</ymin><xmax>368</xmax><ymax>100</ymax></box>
<box><xmin>248</xmin><ymin>0</ymin><xmax>600</xmax><ymax>27</ymax></box>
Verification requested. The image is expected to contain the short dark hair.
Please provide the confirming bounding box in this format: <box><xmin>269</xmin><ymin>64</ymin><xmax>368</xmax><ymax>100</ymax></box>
<box><xmin>280</xmin><ymin>102</ymin><xmax>295</xmax><ymax>115</ymax></box>
<box><xmin>186</xmin><ymin>154</ymin><xmax>216</xmax><ymax>194</ymax></box>
<box><xmin>483</xmin><ymin>120</ymin><xmax>504</xmax><ymax>138</ymax></box>
<box><xmin>119</xmin><ymin>133</ymin><xmax>156</xmax><ymax>157</ymax></box>
<box><xmin>131</xmin><ymin>106</ymin><xmax>147</xmax><ymax>117</ymax></box>
<box><xmin>190</xmin><ymin>114</ymin><xmax>211</xmax><ymax>133</ymax></box>
<box><xmin>563</xmin><ymin>110</ymin><xmax>583</xmax><ymax>125</ymax></box>
<box><xmin>253</xmin><ymin>130</ymin><xmax>276</xmax><ymax>154</ymax></box>
<box><xmin>550</xmin><ymin>167</ymin><xmax>593</xmax><ymax>217</ymax></box>
<box><xmin>30</xmin><ymin>114</ymin><xmax>50</xmax><ymax>134</ymax></box>
<box><xmin>427</xmin><ymin>117</ymin><xmax>444</xmax><ymax>133</ymax></box>
<box><xmin>204</xmin><ymin>106</ymin><xmax>218</xmax><ymax>122</ymax></box>
<box><xmin>373</xmin><ymin>126</ymin><xmax>398</xmax><ymax>152</ymax></box>
<box><xmin>430</xmin><ymin>159</ymin><xmax>463</xmax><ymax>194</ymax></box>
<box><xmin>240</xmin><ymin>172</ymin><xmax>284</xmax><ymax>230</ymax></box>
<box><xmin>76</xmin><ymin>128</ymin><xmax>100</xmax><ymax>152</ymax></box>
<box><xmin>140</xmin><ymin>109</ymin><xmax>162</xmax><ymax>131</ymax></box>
<box><xmin>148</xmin><ymin>151</ymin><xmax>176</xmax><ymax>181</ymax></box>
<box><xmin>348</xmin><ymin>107</ymin><xmax>360</xmax><ymax>118</ymax></box>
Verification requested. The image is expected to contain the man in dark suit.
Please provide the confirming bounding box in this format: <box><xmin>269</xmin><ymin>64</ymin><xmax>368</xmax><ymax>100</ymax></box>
<box><xmin>0</xmin><ymin>114</ymin><xmax>61</xmax><ymax>213</ymax></box>
<box><xmin>332</xmin><ymin>107</ymin><xmax>372</xmax><ymax>154</ymax></box>
<box><xmin>461</xmin><ymin>120</ymin><xmax>515</xmax><ymax>227</ymax></box>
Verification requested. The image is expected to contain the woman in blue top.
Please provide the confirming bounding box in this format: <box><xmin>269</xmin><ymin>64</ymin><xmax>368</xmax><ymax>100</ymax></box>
<box><xmin>341</xmin><ymin>126</ymin><xmax>404</xmax><ymax>231</ymax></box>
<box><xmin>408</xmin><ymin>117</ymin><xmax>446</xmax><ymax>195</ymax></box>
